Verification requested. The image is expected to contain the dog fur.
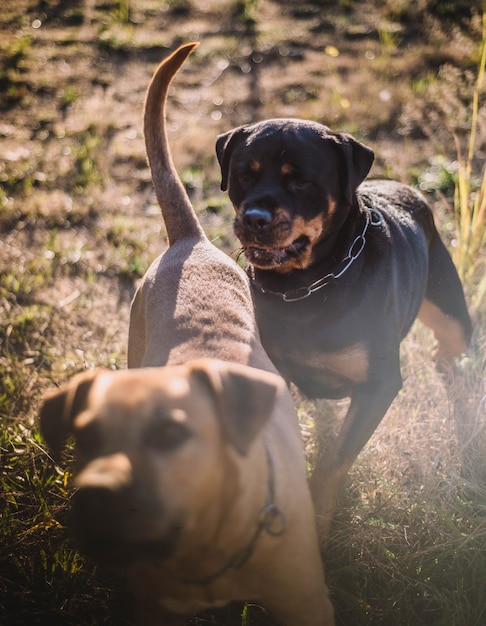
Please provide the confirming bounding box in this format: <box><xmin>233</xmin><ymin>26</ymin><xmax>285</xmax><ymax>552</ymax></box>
<box><xmin>216</xmin><ymin>117</ymin><xmax>472</xmax><ymax>542</ymax></box>
<box><xmin>40</xmin><ymin>46</ymin><xmax>334</xmax><ymax>626</ymax></box>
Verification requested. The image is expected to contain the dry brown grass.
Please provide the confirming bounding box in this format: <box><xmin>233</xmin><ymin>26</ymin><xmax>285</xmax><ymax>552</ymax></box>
<box><xmin>320</xmin><ymin>321</ymin><xmax>486</xmax><ymax>625</ymax></box>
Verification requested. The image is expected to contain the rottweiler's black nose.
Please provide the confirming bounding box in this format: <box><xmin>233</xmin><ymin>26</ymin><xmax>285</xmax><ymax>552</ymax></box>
<box><xmin>243</xmin><ymin>207</ymin><xmax>272</xmax><ymax>232</ymax></box>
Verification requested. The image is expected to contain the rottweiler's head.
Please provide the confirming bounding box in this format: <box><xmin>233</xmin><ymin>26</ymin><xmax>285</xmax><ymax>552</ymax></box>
<box><xmin>216</xmin><ymin>119</ymin><xmax>374</xmax><ymax>273</ymax></box>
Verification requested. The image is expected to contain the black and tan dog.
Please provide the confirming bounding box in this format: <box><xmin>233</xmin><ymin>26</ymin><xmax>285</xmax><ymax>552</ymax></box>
<box><xmin>216</xmin><ymin>118</ymin><xmax>472</xmax><ymax>542</ymax></box>
<box><xmin>40</xmin><ymin>48</ymin><xmax>334</xmax><ymax>626</ymax></box>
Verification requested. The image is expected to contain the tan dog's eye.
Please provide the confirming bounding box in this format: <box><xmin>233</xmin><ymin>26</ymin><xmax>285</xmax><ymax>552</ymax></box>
<box><xmin>144</xmin><ymin>418</ymin><xmax>191</xmax><ymax>453</ymax></box>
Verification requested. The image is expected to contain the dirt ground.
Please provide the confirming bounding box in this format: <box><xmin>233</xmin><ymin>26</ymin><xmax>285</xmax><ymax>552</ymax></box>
<box><xmin>1</xmin><ymin>0</ymin><xmax>483</xmax><ymax>380</ymax></box>
<box><xmin>1</xmin><ymin>1</ymin><xmax>485</xmax><ymax>625</ymax></box>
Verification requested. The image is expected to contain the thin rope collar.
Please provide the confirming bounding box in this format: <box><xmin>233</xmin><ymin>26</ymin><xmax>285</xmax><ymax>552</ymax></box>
<box><xmin>181</xmin><ymin>443</ymin><xmax>286</xmax><ymax>587</ymax></box>
<box><xmin>249</xmin><ymin>202</ymin><xmax>383</xmax><ymax>303</ymax></box>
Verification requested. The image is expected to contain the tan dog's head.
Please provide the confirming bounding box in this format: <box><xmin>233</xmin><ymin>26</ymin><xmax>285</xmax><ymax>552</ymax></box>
<box><xmin>39</xmin><ymin>359</ymin><xmax>282</xmax><ymax>567</ymax></box>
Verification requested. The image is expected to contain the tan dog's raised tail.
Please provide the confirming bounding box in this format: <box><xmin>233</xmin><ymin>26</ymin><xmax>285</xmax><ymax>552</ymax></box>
<box><xmin>40</xmin><ymin>43</ymin><xmax>334</xmax><ymax>626</ymax></box>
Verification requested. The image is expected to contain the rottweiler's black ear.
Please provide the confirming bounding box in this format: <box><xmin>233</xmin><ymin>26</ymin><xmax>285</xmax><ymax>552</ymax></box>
<box><xmin>39</xmin><ymin>370</ymin><xmax>99</xmax><ymax>462</ymax></box>
<box><xmin>189</xmin><ymin>359</ymin><xmax>282</xmax><ymax>455</ymax></box>
<box><xmin>215</xmin><ymin>127</ymin><xmax>248</xmax><ymax>191</ymax></box>
<box><xmin>330</xmin><ymin>132</ymin><xmax>374</xmax><ymax>205</ymax></box>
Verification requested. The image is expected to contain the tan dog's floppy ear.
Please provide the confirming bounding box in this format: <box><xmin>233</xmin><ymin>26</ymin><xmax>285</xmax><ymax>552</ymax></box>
<box><xmin>215</xmin><ymin>127</ymin><xmax>249</xmax><ymax>192</ymax></box>
<box><xmin>39</xmin><ymin>370</ymin><xmax>99</xmax><ymax>462</ymax></box>
<box><xmin>328</xmin><ymin>131</ymin><xmax>374</xmax><ymax>205</ymax></box>
<box><xmin>190</xmin><ymin>359</ymin><xmax>282</xmax><ymax>455</ymax></box>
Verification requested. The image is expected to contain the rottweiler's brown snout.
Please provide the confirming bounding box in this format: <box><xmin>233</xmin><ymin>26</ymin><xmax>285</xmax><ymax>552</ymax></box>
<box><xmin>235</xmin><ymin>200</ymin><xmax>323</xmax><ymax>273</ymax></box>
<box><xmin>237</xmin><ymin>200</ymin><xmax>292</xmax><ymax>243</ymax></box>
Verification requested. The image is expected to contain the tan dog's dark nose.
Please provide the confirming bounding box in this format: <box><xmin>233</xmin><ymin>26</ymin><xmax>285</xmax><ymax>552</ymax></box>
<box><xmin>73</xmin><ymin>484</ymin><xmax>130</xmax><ymax>528</ymax></box>
<box><xmin>75</xmin><ymin>483</ymin><xmax>114</xmax><ymax>517</ymax></box>
<box><xmin>71</xmin><ymin>453</ymin><xmax>135</xmax><ymax>545</ymax></box>
<box><xmin>70</xmin><ymin>483</ymin><xmax>130</xmax><ymax>555</ymax></box>
<box><xmin>71</xmin><ymin>483</ymin><xmax>180</xmax><ymax>566</ymax></box>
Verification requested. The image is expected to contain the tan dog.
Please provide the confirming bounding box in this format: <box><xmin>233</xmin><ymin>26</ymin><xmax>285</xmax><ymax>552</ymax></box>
<box><xmin>39</xmin><ymin>44</ymin><xmax>334</xmax><ymax>626</ymax></box>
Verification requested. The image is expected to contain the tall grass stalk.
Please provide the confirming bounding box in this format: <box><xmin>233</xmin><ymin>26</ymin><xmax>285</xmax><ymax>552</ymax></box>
<box><xmin>451</xmin><ymin>14</ymin><xmax>486</xmax><ymax>310</ymax></box>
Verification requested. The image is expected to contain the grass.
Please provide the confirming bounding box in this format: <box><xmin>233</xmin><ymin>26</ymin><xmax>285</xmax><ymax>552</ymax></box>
<box><xmin>0</xmin><ymin>33</ymin><xmax>32</xmax><ymax>108</ymax></box>
<box><xmin>449</xmin><ymin>14</ymin><xmax>486</xmax><ymax>312</ymax></box>
<box><xmin>0</xmin><ymin>1</ymin><xmax>485</xmax><ymax>624</ymax></box>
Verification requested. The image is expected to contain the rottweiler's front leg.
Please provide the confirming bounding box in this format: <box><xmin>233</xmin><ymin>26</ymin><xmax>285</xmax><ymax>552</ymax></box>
<box><xmin>310</xmin><ymin>367</ymin><xmax>402</xmax><ymax>546</ymax></box>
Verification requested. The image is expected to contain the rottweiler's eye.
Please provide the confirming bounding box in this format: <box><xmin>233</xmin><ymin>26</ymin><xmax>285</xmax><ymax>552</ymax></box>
<box><xmin>289</xmin><ymin>179</ymin><xmax>311</xmax><ymax>191</ymax></box>
<box><xmin>145</xmin><ymin>416</ymin><xmax>191</xmax><ymax>452</ymax></box>
<box><xmin>238</xmin><ymin>173</ymin><xmax>252</xmax><ymax>186</ymax></box>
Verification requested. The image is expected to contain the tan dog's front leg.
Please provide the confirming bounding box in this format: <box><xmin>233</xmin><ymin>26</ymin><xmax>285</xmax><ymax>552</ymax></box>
<box><xmin>260</xmin><ymin>539</ymin><xmax>335</xmax><ymax>626</ymax></box>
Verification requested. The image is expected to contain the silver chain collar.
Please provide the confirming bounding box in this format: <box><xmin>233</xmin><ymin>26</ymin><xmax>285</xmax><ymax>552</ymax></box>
<box><xmin>249</xmin><ymin>204</ymin><xmax>383</xmax><ymax>303</ymax></box>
